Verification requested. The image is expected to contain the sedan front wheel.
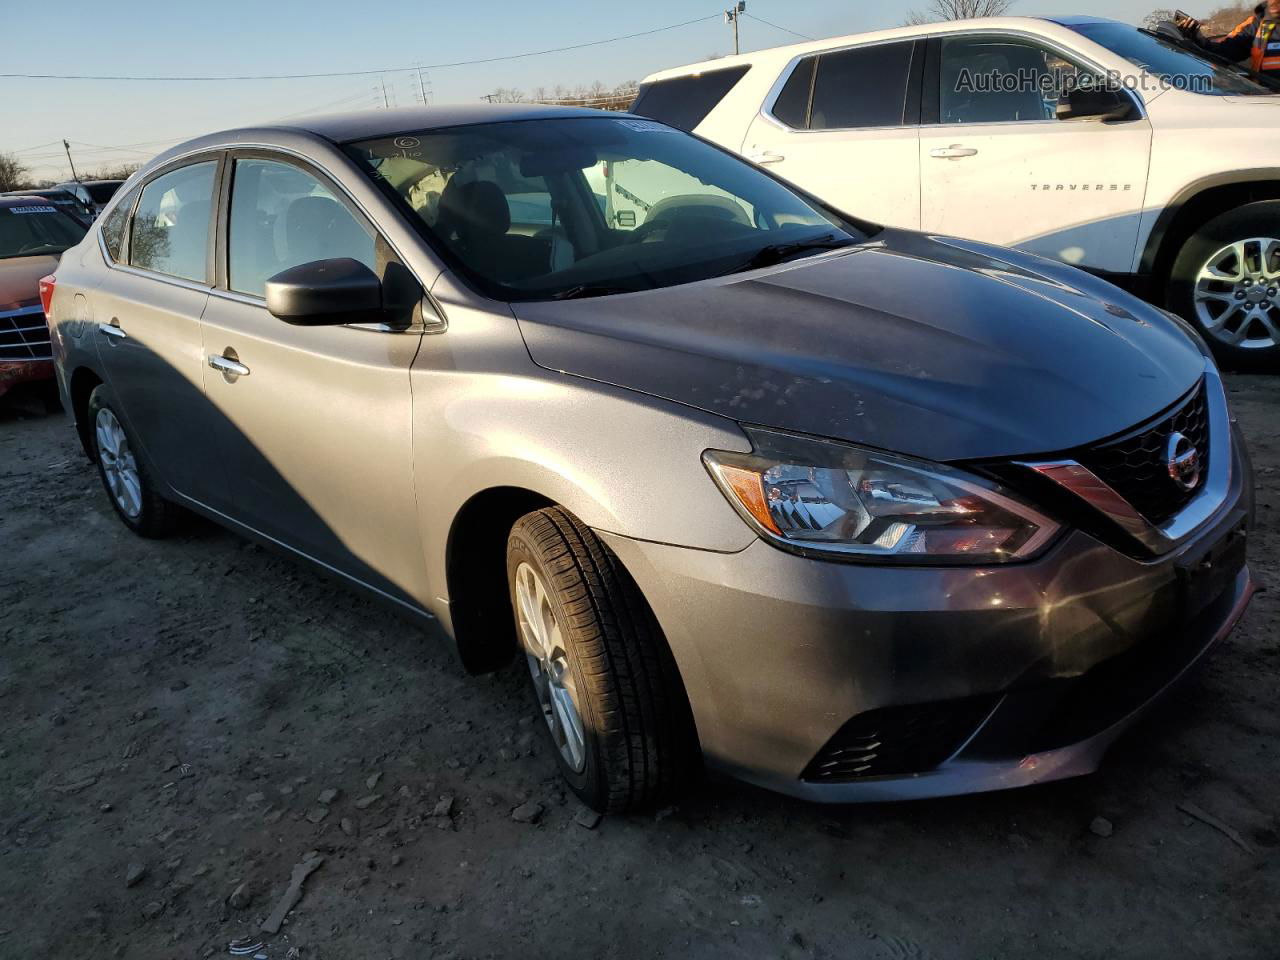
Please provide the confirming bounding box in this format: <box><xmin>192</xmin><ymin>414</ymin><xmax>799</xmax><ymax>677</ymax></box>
<box><xmin>505</xmin><ymin>507</ymin><xmax>698</xmax><ymax>813</ymax></box>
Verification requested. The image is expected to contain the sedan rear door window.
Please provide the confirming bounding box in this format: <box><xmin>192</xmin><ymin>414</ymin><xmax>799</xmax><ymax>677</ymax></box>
<box><xmin>128</xmin><ymin>162</ymin><xmax>217</xmax><ymax>283</ymax></box>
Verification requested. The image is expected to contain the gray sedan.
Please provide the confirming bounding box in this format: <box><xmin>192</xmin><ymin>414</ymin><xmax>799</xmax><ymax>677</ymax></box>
<box><xmin>45</xmin><ymin>104</ymin><xmax>1254</xmax><ymax>811</ymax></box>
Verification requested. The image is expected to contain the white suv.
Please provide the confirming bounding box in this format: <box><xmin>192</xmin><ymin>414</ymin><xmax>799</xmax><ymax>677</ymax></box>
<box><xmin>636</xmin><ymin>16</ymin><xmax>1280</xmax><ymax>365</ymax></box>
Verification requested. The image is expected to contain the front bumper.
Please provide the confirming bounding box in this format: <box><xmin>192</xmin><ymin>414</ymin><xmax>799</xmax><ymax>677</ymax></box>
<box><xmin>599</xmin><ymin>432</ymin><xmax>1255</xmax><ymax>803</ymax></box>
<box><xmin>0</xmin><ymin>359</ymin><xmax>54</xmax><ymax>398</ymax></box>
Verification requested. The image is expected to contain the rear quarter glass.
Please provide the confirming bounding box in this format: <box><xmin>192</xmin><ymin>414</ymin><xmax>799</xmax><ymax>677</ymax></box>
<box><xmin>631</xmin><ymin>65</ymin><xmax>751</xmax><ymax>132</ymax></box>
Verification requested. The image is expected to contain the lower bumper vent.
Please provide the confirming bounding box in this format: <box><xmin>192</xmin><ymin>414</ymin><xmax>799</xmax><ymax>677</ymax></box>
<box><xmin>802</xmin><ymin>695</ymin><xmax>999</xmax><ymax>783</ymax></box>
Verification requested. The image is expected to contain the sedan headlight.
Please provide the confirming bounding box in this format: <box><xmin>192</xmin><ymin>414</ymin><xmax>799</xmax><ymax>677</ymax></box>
<box><xmin>704</xmin><ymin>427</ymin><xmax>1059</xmax><ymax>563</ymax></box>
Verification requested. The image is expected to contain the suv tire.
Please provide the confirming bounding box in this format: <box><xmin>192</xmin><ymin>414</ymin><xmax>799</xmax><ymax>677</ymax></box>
<box><xmin>1169</xmin><ymin>201</ymin><xmax>1280</xmax><ymax>369</ymax></box>
<box><xmin>505</xmin><ymin>507</ymin><xmax>698</xmax><ymax>813</ymax></box>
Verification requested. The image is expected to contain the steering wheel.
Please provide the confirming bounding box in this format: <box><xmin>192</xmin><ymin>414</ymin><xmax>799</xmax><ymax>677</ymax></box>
<box><xmin>629</xmin><ymin>216</ymin><xmax>674</xmax><ymax>244</ymax></box>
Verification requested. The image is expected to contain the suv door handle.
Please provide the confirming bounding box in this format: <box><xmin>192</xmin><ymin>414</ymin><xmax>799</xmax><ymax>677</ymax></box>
<box><xmin>747</xmin><ymin>149</ymin><xmax>785</xmax><ymax>165</ymax></box>
<box><xmin>208</xmin><ymin>354</ymin><xmax>250</xmax><ymax>378</ymax></box>
<box><xmin>98</xmin><ymin>320</ymin><xmax>127</xmax><ymax>339</ymax></box>
<box><xmin>930</xmin><ymin>145</ymin><xmax>979</xmax><ymax>160</ymax></box>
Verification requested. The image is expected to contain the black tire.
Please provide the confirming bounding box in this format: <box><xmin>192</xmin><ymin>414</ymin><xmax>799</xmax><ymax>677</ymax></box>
<box><xmin>1168</xmin><ymin>201</ymin><xmax>1280</xmax><ymax>371</ymax></box>
<box><xmin>505</xmin><ymin>507</ymin><xmax>698</xmax><ymax>813</ymax></box>
<box><xmin>87</xmin><ymin>384</ymin><xmax>182</xmax><ymax>538</ymax></box>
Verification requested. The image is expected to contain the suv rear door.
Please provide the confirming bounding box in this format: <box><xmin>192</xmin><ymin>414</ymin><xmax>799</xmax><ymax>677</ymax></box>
<box><xmin>917</xmin><ymin>32</ymin><xmax>1152</xmax><ymax>274</ymax></box>
<box><xmin>740</xmin><ymin>39</ymin><xmax>924</xmax><ymax>228</ymax></box>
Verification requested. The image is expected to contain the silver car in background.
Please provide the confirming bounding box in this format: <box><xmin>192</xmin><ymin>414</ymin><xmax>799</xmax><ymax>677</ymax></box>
<box><xmin>46</xmin><ymin>105</ymin><xmax>1254</xmax><ymax>811</ymax></box>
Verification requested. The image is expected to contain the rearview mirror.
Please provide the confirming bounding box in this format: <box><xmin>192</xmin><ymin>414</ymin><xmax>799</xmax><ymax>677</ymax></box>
<box><xmin>1056</xmin><ymin>88</ymin><xmax>1138</xmax><ymax>123</ymax></box>
<box><xmin>519</xmin><ymin>146</ymin><xmax>598</xmax><ymax>178</ymax></box>
<box><xmin>264</xmin><ymin>258</ymin><xmax>383</xmax><ymax>326</ymax></box>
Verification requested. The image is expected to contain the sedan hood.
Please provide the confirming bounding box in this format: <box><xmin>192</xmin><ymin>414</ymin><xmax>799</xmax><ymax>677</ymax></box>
<box><xmin>511</xmin><ymin>230</ymin><xmax>1207</xmax><ymax>463</ymax></box>
<box><xmin>0</xmin><ymin>254</ymin><xmax>59</xmax><ymax>311</ymax></box>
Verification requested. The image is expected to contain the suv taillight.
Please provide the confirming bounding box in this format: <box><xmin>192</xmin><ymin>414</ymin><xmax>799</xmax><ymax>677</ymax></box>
<box><xmin>38</xmin><ymin>274</ymin><xmax>56</xmax><ymax>317</ymax></box>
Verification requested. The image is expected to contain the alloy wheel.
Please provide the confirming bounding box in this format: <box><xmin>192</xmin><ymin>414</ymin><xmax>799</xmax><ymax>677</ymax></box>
<box><xmin>1193</xmin><ymin>237</ymin><xmax>1280</xmax><ymax>350</ymax></box>
<box><xmin>513</xmin><ymin>561</ymin><xmax>586</xmax><ymax>773</ymax></box>
<box><xmin>95</xmin><ymin>407</ymin><xmax>142</xmax><ymax>519</ymax></box>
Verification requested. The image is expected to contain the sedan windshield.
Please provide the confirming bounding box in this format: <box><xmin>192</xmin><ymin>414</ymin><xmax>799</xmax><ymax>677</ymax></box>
<box><xmin>0</xmin><ymin>205</ymin><xmax>88</xmax><ymax>259</ymax></box>
<box><xmin>348</xmin><ymin>117</ymin><xmax>867</xmax><ymax>301</ymax></box>
<box><xmin>1069</xmin><ymin>21</ymin><xmax>1278</xmax><ymax>95</ymax></box>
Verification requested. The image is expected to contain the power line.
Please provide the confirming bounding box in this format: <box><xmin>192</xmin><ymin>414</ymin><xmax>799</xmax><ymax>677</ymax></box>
<box><xmin>744</xmin><ymin>13</ymin><xmax>814</xmax><ymax>41</ymax></box>
<box><xmin>0</xmin><ymin>15</ymin><xmax>721</xmax><ymax>82</ymax></box>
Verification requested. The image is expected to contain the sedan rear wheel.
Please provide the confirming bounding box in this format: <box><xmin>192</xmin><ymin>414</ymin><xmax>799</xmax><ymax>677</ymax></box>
<box><xmin>87</xmin><ymin>384</ymin><xmax>181</xmax><ymax>538</ymax></box>
<box><xmin>95</xmin><ymin>407</ymin><xmax>142</xmax><ymax>520</ymax></box>
<box><xmin>506</xmin><ymin>507</ymin><xmax>699</xmax><ymax>813</ymax></box>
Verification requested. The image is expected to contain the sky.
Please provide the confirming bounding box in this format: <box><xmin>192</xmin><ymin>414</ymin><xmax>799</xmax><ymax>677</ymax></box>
<box><xmin>3</xmin><ymin>0</ymin><xmax>1160</xmax><ymax>182</ymax></box>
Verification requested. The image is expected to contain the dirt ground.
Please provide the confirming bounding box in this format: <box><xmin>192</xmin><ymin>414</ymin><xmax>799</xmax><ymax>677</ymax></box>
<box><xmin>1</xmin><ymin>374</ymin><xmax>1278</xmax><ymax>960</ymax></box>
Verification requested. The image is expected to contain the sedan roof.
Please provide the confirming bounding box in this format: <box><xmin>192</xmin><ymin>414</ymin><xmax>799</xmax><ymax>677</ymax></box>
<box><xmin>281</xmin><ymin>104</ymin><xmax>627</xmax><ymax>143</ymax></box>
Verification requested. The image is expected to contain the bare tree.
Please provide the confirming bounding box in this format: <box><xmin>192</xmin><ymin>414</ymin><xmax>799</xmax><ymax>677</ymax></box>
<box><xmin>905</xmin><ymin>0</ymin><xmax>1014</xmax><ymax>25</ymax></box>
<box><xmin>497</xmin><ymin>81</ymin><xmax>641</xmax><ymax>112</ymax></box>
<box><xmin>1143</xmin><ymin>8</ymin><xmax>1179</xmax><ymax>29</ymax></box>
<box><xmin>1202</xmin><ymin>3</ymin><xmax>1254</xmax><ymax>35</ymax></box>
<box><xmin>0</xmin><ymin>152</ymin><xmax>30</xmax><ymax>192</ymax></box>
<box><xmin>78</xmin><ymin>163</ymin><xmax>142</xmax><ymax>181</ymax></box>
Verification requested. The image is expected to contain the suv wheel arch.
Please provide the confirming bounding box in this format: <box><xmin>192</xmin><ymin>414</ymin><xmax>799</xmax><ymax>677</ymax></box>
<box><xmin>1143</xmin><ymin>171</ymin><xmax>1280</xmax><ymax>296</ymax></box>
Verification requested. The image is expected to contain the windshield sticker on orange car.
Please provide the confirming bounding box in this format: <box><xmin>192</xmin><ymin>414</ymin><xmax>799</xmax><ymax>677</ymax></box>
<box><xmin>10</xmin><ymin>206</ymin><xmax>58</xmax><ymax>215</ymax></box>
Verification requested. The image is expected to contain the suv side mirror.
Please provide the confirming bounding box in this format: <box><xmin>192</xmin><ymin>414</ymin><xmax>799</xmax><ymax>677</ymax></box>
<box><xmin>1057</xmin><ymin>88</ymin><xmax>1138</xmax><ymax>123</ymax></box>
<box><xmin>264</xmin><ymin>258</ymin><xmax>383</xmax><ymax>326</ymax></box>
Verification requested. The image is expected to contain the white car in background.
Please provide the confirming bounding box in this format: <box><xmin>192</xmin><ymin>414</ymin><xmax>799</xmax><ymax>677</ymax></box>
<box><xmin>635</xmin><ymin>15</ymin><xmax>1280</xmax><ymax>366</ymax></box>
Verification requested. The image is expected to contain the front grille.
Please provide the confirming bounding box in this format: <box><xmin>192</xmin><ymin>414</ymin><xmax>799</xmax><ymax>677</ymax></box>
<box><xmin>1075</xmin><ymin>381</ymin><xmax>1209</xmax><ymax>527</ymax></box>
<box><xmin>802</xmin><ymin>695</ymin><xmax>998</xmax><ymax>783</ymax></box>
<box><xmin>0</xmin><ymin>305</ymin><xmax>52</xmax><ymax>362</ymax></box>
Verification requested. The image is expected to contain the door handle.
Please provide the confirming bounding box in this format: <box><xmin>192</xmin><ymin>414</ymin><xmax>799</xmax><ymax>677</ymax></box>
<box><xmin>208</xmin><ymin>354</ymin><xmax>250</xmax><ymax>378</ymax></box>
<box><xmin>930</xmin><ymin>145</ymin><xmax>979</xmax><ymax>160</ymax></box>
<box><xmin>98</xmin><ymin>320</ymin><xmax>127</xmax><ymax>339</ymax></box>
<box><xmin>747</xmin><ymin>149</ymin><xmax>786</xmax><ymax>165</ymax></box>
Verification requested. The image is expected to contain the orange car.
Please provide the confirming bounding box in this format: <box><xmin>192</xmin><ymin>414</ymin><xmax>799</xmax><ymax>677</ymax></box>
<box><xmin>0</xmin><ymin>195</ymin><xmax>87</xmax><ymax>399</ymax></box>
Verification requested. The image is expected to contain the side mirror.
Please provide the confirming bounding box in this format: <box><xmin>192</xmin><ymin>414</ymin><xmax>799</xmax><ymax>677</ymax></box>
<box><xmin>1056</xmin><ymin>88</ymin><xmax>1138</xmax><ymax>123</ymax></box>
<box><xmin>264</xmin><ymin>258</ymin><xmax>383</xmax><ymax>326</ymax></box>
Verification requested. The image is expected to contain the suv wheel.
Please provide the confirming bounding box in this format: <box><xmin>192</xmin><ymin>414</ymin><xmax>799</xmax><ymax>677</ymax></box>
<box><xmin>505</xmin><ymin>507</ymin><xmax>698</xmax><ymax>813</ymax></box>
<box><xmin>1169</xmin><ymin>201</ymin><xmax>1280</xmax><ymax>368</ymax></box>
<box><xmin>88</xmin><ymin>384</ymin><xmax>181</xmax><ymax>538</ymax></box>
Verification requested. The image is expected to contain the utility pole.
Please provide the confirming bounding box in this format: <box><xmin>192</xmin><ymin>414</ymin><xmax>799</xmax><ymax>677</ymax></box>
<box><xmin>724</xmin><ymin>1</ymin><xmax>745</xmax><ymax>56</ymax></box>
<box><xmin>415</xmin><ymin>66</ymin><xmax>432</xmax><ymax>105</ymax></box>
<box><xmin>62</xmin><ymin>139</ymin><xmax>81</xmax><ymax>182</ymax></box>
<box><xmin>380</xmin><ymin>76</ymin><xmax>391</xmax><ymax>109</ymax></box>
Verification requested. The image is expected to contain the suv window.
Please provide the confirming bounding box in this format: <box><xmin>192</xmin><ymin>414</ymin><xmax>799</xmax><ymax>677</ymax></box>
<box><xmin>938</xmin><ymin>36</ymin><xmax>1093</xmax><ymax>124</ymax></box>
<box><xmin>808</xmin><ymin>42</ymin><xmax>915</xmax><ymax>130</ymax></box>
<box><xmin>100</xmin><ymin>187</ymin><xmax>137</xmax><ymax>261</ymax></box>
<box><xmin>128</xmin><ymin>162</ymin><xmax>217</xmax><ymax>282</ymax></box>
<box><xmin>630</xmin><ymin>65</ymin><xmax>751</xmax><ymax>132</ymax></box>
<box><xmin>772</xmin><ymin>57</ymin><xmax>816</xmax><ymax>128</ymax></box>
<box><xmin>228</xmin><ymin>158</ymin><xmax>377</xmax><ymax>297</ymax></box>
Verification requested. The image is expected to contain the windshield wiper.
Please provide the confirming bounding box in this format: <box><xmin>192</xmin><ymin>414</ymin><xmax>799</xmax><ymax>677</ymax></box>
<box><xmin>716</xmin><ymin>234</ymin><xmax>858</xmax><ymax>278</ymax></box>
<box><xmin>550</xmin><ymin>284</ymin><xmax>642</xmax><ymax>300</ymax></box>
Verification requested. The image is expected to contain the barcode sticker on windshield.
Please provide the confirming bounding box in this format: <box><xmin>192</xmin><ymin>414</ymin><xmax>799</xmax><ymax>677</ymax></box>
<box><xmin>10</xmin><ymin>205</ymin><xmax>58</xmax><ymax>215</ymax></box>
<box><xmin>615</xmin><ymin>119</ymin><xmax>677</xmax><ymax>134</ymax></box>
